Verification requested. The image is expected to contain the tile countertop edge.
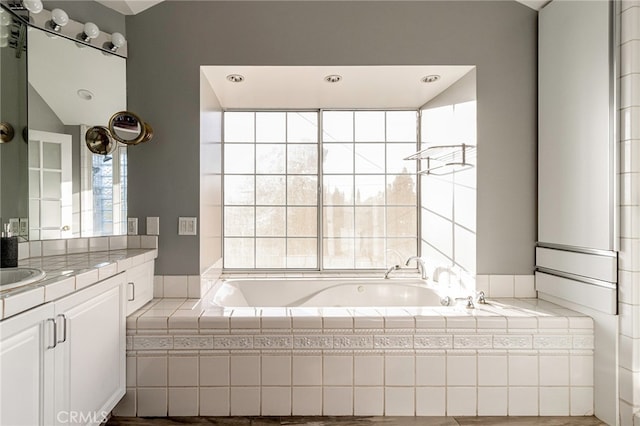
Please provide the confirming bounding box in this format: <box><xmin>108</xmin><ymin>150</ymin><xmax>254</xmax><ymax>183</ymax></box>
<box><xmin>0</xmin><ymin>248</ymin><xmax>158</xmax><ymax>321</ymax></box>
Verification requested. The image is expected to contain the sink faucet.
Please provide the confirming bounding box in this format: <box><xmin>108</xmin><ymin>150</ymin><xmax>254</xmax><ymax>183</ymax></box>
<box><xmin>384</xmin><ymin>264</ymin><xmax>400</xmax><ymax>279</ymax></box>
<box><xmin>405</xmin><ymin>256</ymin><xmax>427</xmax><ymax>280</ymax></box>
<box><xmin>432</xmin><ymin>266</ymin><xmax>456</xmax><ymax>284</ymax></box>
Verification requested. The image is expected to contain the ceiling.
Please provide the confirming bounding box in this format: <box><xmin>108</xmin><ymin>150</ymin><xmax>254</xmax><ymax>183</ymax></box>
<box><xmin>201</xmin><ymin>66</ymin><xmax>475</xmax><ymax>110</ymax></box>
<box><xmin>96</xmin><ymin>0</ymin><xmax>548</xmax><ymax>15</ymax></box>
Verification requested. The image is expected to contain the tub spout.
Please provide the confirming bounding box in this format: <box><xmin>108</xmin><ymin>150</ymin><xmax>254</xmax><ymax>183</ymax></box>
<box><xmin>405</xmin><ymin>256</ymin><xmax>427</xmax><ymax>280</ymax></box>
<box><xmin>384</xmin><ymin>264</ymin><xmax>401</xmax><ymax>279</ymax></box>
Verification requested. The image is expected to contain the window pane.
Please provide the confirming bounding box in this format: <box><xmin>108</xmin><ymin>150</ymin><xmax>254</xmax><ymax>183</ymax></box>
<box><xmin>256</xmin><ymin>206</ymin><xmax>285</xmax><ymax>236</ymax></box>
<box><xmin>387</xmin><ymin>206</ymin><xmax>417</xmax><ymax>237</ymax></box>
<box><xmin>29</xmin><ymin>170</ymin><xmax>40</xmax><ymax>198</ymax></box>
<box><xmin>255</xmin><ymin>144</ymin><xmax>285</xmax><ymax>174</ymax></box>
<box><xmin>256</xmin><ymin>238</ymin><xmax>286</xmax><ymax>268</ymax></box>
<box><xmin>387</xmin><ymin>174</ymin><xmax>417</xmax><ymax>205</ymax></box>
<box><xmin>324</xmin><ymin>175</ymin><xmax>353</xmax><ymax>205</ymax></box>
<box><xmin>323</xmin><ymin>206</ymin><xmax>354</xmax><ymax>238</ymax></box>
<box><xmin>256</xmin><ymin>112</ymin><xmax>286</xmax><ymax>142</ymax></box>
<box><xmin>225</xmin><ymin>112</ymin><xmax>254</xmax><ymax>142</ymax></box>
<box><xmin>386</xmin><ymin>238</ymin><xmax>417</xmax><ymax>266</ymax></box>
<box><xmin>256</xmin><ymin>176</ymin><xmax>286</xmax><ymax>205</ymax></box>
<box><xmin>323</xmin><ymin>238</ymin><xmax>354</xmax><ymax>269</ymax></box>
<box><xmin>224</xmin><ymin>175</ymin><xmax>254</xmax><ymax>205</ymax></box>
<box><xmin>323</xmin><ymin>143</ymin><xmax>353</xmax><ymax>174</ymax></box>
<box><xmin>29</xmin><ymin>140</ymin><xmax>40</xmax><ymax>167</ymax></box>
<box><xmin>43</xmin><ymin>142</ymin><xmax>61</xmax><ymax>169</ymax></box>
<box><xmin>287</xmin><ymin>207</ymin><xmax>317</xmax><ymax>237</ymax></box>
<box><xmin>224</xmin><ymin>206</ymin><xmax>254</xmax><ymax>236</ymax></box>
<box><xmin>355</xmin><ymin>175</ymin><xmax>385</xmax><ymax>205</ymax></box>
<box><xmin>288</xmin><ymin>144</ymin><xmax>317</xmax><ymax>174</ymax></box>
<box><xmin>224</xmin><ymin>238</ymin><xmax>254</xmax><ymax>268</ymax></box>
<box><xmin>323</xmin><ymin>111</ymin><xmax>353</xmax><ymax>142</ymax></box>
<box><xmin>224</xmin><ymin>144</ymin><xmax>254</xmax><ymax>174</ymax></box>
<box><xmin>387</xmin><ymin>111</ymin><xmax>417</xmax><ymax>142</ymax></box>
<box><xmin>288</xmin><ymin>112</ymin><xmax>318</xmax><ymax>142</ymax></box>
<box><xmin>287</xmin><ymin>176</ymin><xmax>317</xmax><ymax>205</ymax></box>
<box><xmin>387</xmin><ymin>143</ymin><xmax>416</xmax><ymax>174</ymax></box>
<box><xmin>355</xmin><ymin>111</ymin><xmax>385</xmax><ymax>142</ymax></box>
<box><xmin>355</xmin><ymin>206</ymin><xmax>385</xmax><ymax>237</ymax></box>
<box><xmin>355</xmin><ymin>238</ymin><xmax>385</xmax><ymax>268</ymax></box>
<box><xmin>355</xmin><ymin>143</ymin><xmax>385</xmax><ymax>174</ymax></box>
<box><xmin>287</xmin><ymin>238</ymin><xmax>317</xmax><ymax>268</ymax></box>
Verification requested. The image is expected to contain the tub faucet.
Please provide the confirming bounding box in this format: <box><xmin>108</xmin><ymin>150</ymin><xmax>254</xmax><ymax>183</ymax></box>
<box><xmin>384</xmin><ymin>264</ymin><xmax>400</xmax><ymax>279</ymax></box>
<box><xmin>405</xmin><ymin>256</ymin><xmax>427</xmax><ymax>280</ymax></box>
<box><xmin>432</xmin><ymin>266</ymin><xmax>455</xmax><ymax>284</ymax></box>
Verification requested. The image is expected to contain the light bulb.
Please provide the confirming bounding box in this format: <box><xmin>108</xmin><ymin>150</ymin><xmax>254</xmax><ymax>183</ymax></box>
<box><xmin>22</xmin><ymin>0</ymin><xmax>43</xmax><ymax>14</ymax></box>
<box><xmin>81</xmin><ymin>22</ymin><xmax>99</xmax><ymax>42</ymax></box>
<box><xmin>110</xmin><ymin>32</ymin><xmax>125</xmax><ymax>51</ymax></box>
<box><xmin>50</xmin><ymin>8</ymin><xmax>68</xmax><ymax>31</ymax></box>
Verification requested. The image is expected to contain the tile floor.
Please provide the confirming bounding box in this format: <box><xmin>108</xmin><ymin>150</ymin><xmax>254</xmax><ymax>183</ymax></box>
<box><xmin>107</xmin><ymin>416</ymin><xmax>607</xmax><ymax>425</ymax></box>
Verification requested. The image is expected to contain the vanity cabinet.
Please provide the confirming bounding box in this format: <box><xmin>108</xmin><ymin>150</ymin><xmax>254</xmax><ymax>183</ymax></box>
<box><xmin>0</xmin><ymin>273</ymin><xmax>126</xmax><ymax>426</ymax></box>
<box><xmin>125</xmin><ymin>261</ymin><xmax>154</xmax><ymax>315</ymax></box>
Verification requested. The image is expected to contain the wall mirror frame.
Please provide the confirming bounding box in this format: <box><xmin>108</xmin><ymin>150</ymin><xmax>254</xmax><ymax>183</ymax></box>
<box><xmin>0</xmin><ymin>2</ymin><xmax>128</xmax><ymax>242</ymax></box>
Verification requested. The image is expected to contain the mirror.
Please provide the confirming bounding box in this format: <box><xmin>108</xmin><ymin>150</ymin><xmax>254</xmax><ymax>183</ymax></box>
<box><xmin>25</xmin><ymin>23</ymin><xmax>127</xmax><ymax>240</ymax></box>
<box><xmin>85</xmin><ymin>126</ymin><xmax>115</xmax><ymax>155</ymax></box>
<box><xmin>108</xmin><ymin>111</ymin><xmax>153</xmax><ymax>145</ymax></box>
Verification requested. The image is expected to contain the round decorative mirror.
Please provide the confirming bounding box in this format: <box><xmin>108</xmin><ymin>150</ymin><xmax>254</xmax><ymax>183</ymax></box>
<box><xmin>85</xmin><ymin>126</ymin><xmax>116</xmax><ymax>155</ymax></box>
<box><xmin>108</xmin><ymin>111</ymin><xmax>147</xmax><ymax>145</ymax></box>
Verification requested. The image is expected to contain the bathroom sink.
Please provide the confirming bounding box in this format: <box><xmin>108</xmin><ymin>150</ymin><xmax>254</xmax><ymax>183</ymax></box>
<box><xmin>0</xmin><ymin>268</ymin><xmax>46</xmax><ymax>291</ymax></box>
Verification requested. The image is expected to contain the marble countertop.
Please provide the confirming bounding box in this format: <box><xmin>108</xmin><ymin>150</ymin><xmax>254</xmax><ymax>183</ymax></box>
<box><xmin>0</xmin><ymin>248</ymin><xmax>157</xmax><ymax>320</ymax></box>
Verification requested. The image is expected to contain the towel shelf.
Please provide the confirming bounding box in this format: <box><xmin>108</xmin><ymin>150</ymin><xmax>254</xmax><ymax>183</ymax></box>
<box><xmin>403</xmin><ymin>143</ymin><xmax>476</xmax><ymax>176</ymax></box>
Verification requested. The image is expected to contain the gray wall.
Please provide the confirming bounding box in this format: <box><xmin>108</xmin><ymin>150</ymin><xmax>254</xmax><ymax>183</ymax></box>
<box><xmin>126</xmin><ymin>1</ymin><xmax>537</xmax><ymax>275</ymax></box>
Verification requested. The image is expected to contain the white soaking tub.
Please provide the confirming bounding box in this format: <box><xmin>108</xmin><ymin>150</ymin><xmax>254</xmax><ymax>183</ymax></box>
<box><xmin>210</xmin><ymin>278</ymin><xmax>445</xmax><ymax>307</ymax></box>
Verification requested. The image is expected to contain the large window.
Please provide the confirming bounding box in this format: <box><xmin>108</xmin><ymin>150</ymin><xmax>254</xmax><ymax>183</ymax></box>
<box><xmin>223</xmin><ymin>110</ymin><xmax>418</xmax><ymax>270</ymax></box>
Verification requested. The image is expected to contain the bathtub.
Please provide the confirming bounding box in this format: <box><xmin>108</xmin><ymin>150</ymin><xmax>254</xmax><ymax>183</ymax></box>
<box><xmin>210</xmin><ymin>278</ymin><xmax>446</xmax><ymax>308</ymax></box>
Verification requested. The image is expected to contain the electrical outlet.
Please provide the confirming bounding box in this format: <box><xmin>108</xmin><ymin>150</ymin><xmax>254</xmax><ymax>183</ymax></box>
<box><xmin>19</xmin><ymin>218</ymin><xmax>28</xmax><ymax>236</ymax></box>
<box><xmin>147</xmin><ymin>217</ymin><xmax>159</xmax><ymax>235</ymax></box>
<box><xmin>8</xmin><ymin>218</ymin><xmax>19</xmax><ymax>236</ymax></box>
<box><xmin>178</xmin><ymin>217</ymin><xmax>197</xmax><ymax>236</ymax></box>
<box><xmin>127</xmin><ymin>218</ymin><xmax>138</xmax><ymax>235</ymax></box>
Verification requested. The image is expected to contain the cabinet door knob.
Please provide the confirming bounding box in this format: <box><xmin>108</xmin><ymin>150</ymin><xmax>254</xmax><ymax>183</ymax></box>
<box><xmin>128</xmin><ymin>282</ymin><xmax>135</xmax><ymax>301</ymax></box>
<box><xmin>46</xmin><ymin>318</ymin><xmax>57</xmax><ymax>349</ymax></box>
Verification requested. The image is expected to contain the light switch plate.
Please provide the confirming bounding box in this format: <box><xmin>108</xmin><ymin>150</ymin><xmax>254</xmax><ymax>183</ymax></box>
<box><xmin>127</xmin><ymin>218</ymin><xmax>138</xmax><ymax>235</ymax></box>
<box><xmin>8</xmin><ymin>218</ymin><xmax>19</xmax><ymax>236</ymax></box>
<box><xmin>19</xmin><ymin>218</ymin><xmax>28</xmax><ymax>237</ymax></box>
<box><xmin>147</xmin><ymin>217</ymin><xmax>159</xmax><ymax>235</ymax></box>
<box><xmin>178</xmin><ymin>217</ymin><xmax>197</xmax><ymax>236</ymax></box>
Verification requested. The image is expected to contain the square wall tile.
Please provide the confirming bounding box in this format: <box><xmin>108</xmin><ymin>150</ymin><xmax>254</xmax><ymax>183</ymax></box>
<box><xmin>137</xmin><ymin>356</ymin><xmax>167</xmax><ymax>387</ymax></box>
<box><xmin>385</xmin><ymin>356</ymin><xmax>415</xmax><ymax>386</ymax></box>
<box><xmin>230</xmin><ymin>387</ymin><xmax>260</xmax><ymax>416</ymax></box>
<box><xmin>126</xmin><ymin>356</ymin><xmax>137</xmax><ymax>387</ymax></box>
<box><xmin>292</xmin><ymin>387</ymin><xmax>322</xmax><ymax>415</ymax></box>
<box><xmin>230</xmin><ymin>356</ymin><xmax>260</xmax><ymax>386</ymax></box>
<box><xmin>200</xmin><ymin>356</ymin><xmax>229</xmax><ymax>386</ymax></box>
<box><xmin>137</xmin><ymin>388</ymin><xmax>167</xmax><ymax>417</ymax></box>
<box><xmin>323</xmin><ymin>387</ymin><xmax>353</xmax><ymax>415</ymax></box>
<box><xmin>354</xmin><ymin>387</ymin><xmax>384</xmax><ymax>415</ymax></box>
<box><xmin>509</xmin><ymin>355</ymin><xmax>538</xmax><ymax>386</ymax></box>
<box><xmin>153</xmin><ymin>276</ymin><xmax>164</xmax><ymax>298</ymax></box>
<box><xmin>514</xmin><ymin>275</ymin><xmax>536</xmax><ymax>297</ymax></box>
<box><xmin>292</xmin><ymin>356</ymin><xmax>322</xmax><ymax>386</ymax></box>
<box><xmin>323</xmin><ymin>355</ymin><xmax>353</xmax><ymax>386</ymax></box>
<box><xmin>355</xmin><ymin>355</ymin><xmax>384</xmax><ymax>386</ymax></box>
<box><xmin>446</xmin><ymin>387</ymin><xmax>476</xmax><ymax>416</ymax></box>
<box><xmin>540</xmin><ymin>387</ymin><xmax>569</xmax><ymax>415</ymax></box>
<box><xmin>571</xmin><ymin>387</ymin><xmax>594</xmax><ymax>416</ymax></box>
<box><xmin>489</xmin><ymin>275</ymin><xmax>514</xmax><ymax>297</ymax></box>
<box><xmin>385</xmin><ymin>387</ymin><xmax>414</xmax><ymax>416</ymax></box>
<box><xmin>188</xmin><ymin>275</ymin><xmax>201</xmax><ymax>298</ymax></box>
<box><xmin>416</xmin><ymin>355</ymin><xmax>446</xmax><ymax>386</ymax></box>
<box><xmin>478</xmin><ymin>387</ymin><xmax>507</xmax><ymax>416</ymax></box>
<box><xmin>261</xmin><ymin>387</ymin><xmax>291</xmax><ymax>416</ymax></box>
<box><xmin>416</xmin><ymin>387</ymin><xmax>445</xmax><ymax>416</ymax></box>
<box><xmin>168</xmin><ymin>387</ymin><xmax>198</xmax><ymax>416</ymax></box>
<box><xmin>447</xmin><ymin>355</ymin><xmax>476</xmax><ymax>386</ymax></box>
<box><xmin>112</xmin><ymin>388</ymin><xmax>136</xmax><ymax>417</ymax></box>
<box><xmin>508</xmin><ymin>387</ymin><xmax>538</xmax><ymax>415</ymax></box>
<box><xmin>539</xmin><ymin>355</ymin><xmax>569</xmax><ymax>386</ymax></box>
<box><xmin>168</xmin><ymin>356</ymin><xmax>198</xmax><ymax>387</ymax></box>
<box><xmin>478</xmin><ymin>355</ymin><xmax>507</xmax><ymax>386</ymax></box>
<box><xmin>163</xmin><ymin>276</ymin><xmax>188</xmax><ymax>298</ymax></box>
<box><xmin>199</xmin><ymin>387</ymin><xmax>229</xmax><ymax>416</ymax></box>
<box><xmin>570</xmin><ymin>355</ymin><xmax>594</xmax><ymax>386</ymax></box>
<box><xmin>262</xmin><ymin>355</ymin><xmax>291</xmax><ymax>386</ymax></box>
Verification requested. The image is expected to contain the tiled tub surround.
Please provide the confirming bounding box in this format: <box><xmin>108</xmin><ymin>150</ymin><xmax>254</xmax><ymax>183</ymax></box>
<box><xmin>0</xmin><ymin>245</ymin><xmax>158</xmax><ymax>319</ymax></box>
<box><xmin>117</xmin><ymin>297</ymin><xmax>594</xmax><ymax>418</ymax></box>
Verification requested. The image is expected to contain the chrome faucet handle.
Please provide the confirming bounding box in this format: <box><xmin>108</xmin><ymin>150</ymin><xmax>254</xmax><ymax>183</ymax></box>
<box><xmin>476</xmin><ymin>291</ymin><xmax>487</xmax><ymax>304</ymax></box>
<box><xmin>454</xmin><ymin>296</ymin><xmax>475</xmax><ymax>309</ymax></box>
<box><xmin>384</xmin><ymin>264</ymin><xmax>401</xmax><ymax>279</ymax></box>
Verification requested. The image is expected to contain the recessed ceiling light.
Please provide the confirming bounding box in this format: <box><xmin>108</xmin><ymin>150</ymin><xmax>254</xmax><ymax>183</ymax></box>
<box><xmin>77</xmin><ymin>89</ymin><xmax>94</xmax><ymax>100</ymax></box>
<box><xmin>324</xmin><ymin>74</ymin><xmax>342</xmax><ymax>83</ymax></box>
<box><xmin>226</xmin><ymin>74</ymin><xmax>244</xmax><ymax>83</ymax></box>
<box><xmin>421</xmin><ymin>75</ymin><xmax>441</xmax><ymax>83</ymax></box>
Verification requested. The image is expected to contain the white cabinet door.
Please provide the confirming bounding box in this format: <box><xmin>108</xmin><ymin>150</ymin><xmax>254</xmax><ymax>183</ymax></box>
<box><xmin>125</xmin><ymin>261</ymin><xmax>154</xmax><ymax>315</ymax></box>
<box><xmin>0</xmin><ymin>303</ymin><xmax>55</xmax><ymax>426</ymax></box>
<box><xmin>53</xmin><ymin>274</ymin><xmax>125</xmax><ymax>426</ymax></box>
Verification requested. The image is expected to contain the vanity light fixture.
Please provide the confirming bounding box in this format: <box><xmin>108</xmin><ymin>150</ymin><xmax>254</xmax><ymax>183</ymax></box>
<box><xmin>324</xmin><ymin>74</ymin><xmax>342</xmax><ymax>83</ymax></box>
<box><xmin>22</xmin><ymin>0</ymin><xmax>42</xmax><ymax>14</ymax></box>
<box><xmin>421</xmin><ymin>75</ymin><xmax>441</xmax><ymax>83</ymax></box>
<box><xmin>226</xmin><ymin>74</ymin><xmax>244</xmax><ymax>83</ymax></box>
<box><xmin>50</xmin><ymin>8</ymin><xmax>68</xmax><ymax>32</ymax></box>
<box><xmin>80</xmin><ymin>22</ymin><xmax>99</xmax><ymax>43</ymax></box>
<box><xmin>109</xmin><ymin>32</ymin><xmax>125</xmax><ymax>52</ymax></box>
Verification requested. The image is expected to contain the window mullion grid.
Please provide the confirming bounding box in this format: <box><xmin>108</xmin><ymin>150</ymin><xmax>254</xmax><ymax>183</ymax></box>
<box><xmin>253</xmin><ymin>112</ymin><xmax>257</xmax><ymax>268</ymax></box>
<box><xmin>318</xmin><ymin>109</ymin><xmax>324</xmax><ymax>271</ymax></box>
<box><xmin>352</xmin><ymin>111</ymin><xmax>357</xmax><ymax>269</ymax></box>
<box><xmin>284</xmin><ymin>113</ymin><xmax>289</xmax><ymax>269</ymax></box>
